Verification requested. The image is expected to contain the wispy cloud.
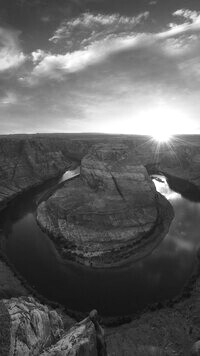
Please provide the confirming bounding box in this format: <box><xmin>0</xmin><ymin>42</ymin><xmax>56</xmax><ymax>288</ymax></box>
<box><xmin>28</xmin><ymin>34</ymin><xmax>145</xmax><ymax>83</ymax></box>
<box><xmin>24</xmin><ymin>9</ymin><xmax>200</xmax><ymax>86</ymax></box>
<box><xmin>163</xmin><ymin>9</ymin><xmax>200</xmax><ymax>39</ymax></box>
<box><xmin>0</xmin><ymin>27</ymin><xmax>26</xmax><ymax>72</ymax></box>
<box><xmin>49</xmin><ymin>12</ymin><xmax>149</xmax><ymax>48</ymax></box>
<box><xmin>26</xmin><ymin>12</ymin><xmax>149</xmax><ymax>84</ymax></box>
<box><xmin>173</xmin><ymin>9</ymin><xmax>200</xmax><ymax>23</ymax></box>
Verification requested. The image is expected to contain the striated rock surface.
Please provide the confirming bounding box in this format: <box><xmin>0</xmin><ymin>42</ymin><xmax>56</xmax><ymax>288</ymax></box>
<box><xmin>37</xmin><ymin>144</ymin><xmax>174</xmax><ymax>268</ymax></box>
<box><xmin>0</xmin><ymin>296</ymin><xmax>105</xmax><ymax>356</ymax></box>
<box><xmin>41</xmin><ymin>317</ymin><xmax>98</xmax><ymax>356</ymax></box>
<box><xmin>0</xmin><ymin>296</ymin><xmax>64</xmax><ymax>356</ymax></box>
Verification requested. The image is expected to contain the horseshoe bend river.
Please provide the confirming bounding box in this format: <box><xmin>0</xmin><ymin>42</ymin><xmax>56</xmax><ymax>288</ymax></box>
<box><xmin>0</xmin><ymin>169</ymin><xmax>200</xmax><ymax>320</ymax></box>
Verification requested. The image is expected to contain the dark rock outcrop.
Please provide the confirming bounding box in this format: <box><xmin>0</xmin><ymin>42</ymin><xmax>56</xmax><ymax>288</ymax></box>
<box><xmin>37</xmin><ymin>144</ymin><xmax>174</xmax><ymax>268</ymax></box>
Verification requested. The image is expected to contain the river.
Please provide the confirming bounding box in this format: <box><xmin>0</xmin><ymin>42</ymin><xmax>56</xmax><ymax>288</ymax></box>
<box><xmin>0</xmin><ymin>169</ymin><xmax>199</xmax><ymax>319</ymax></box>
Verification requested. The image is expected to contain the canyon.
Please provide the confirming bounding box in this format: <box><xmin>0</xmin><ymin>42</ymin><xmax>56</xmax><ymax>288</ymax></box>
<box><xmin>37</xmin><ymin>143</ymin><xmax>174</xmax><ymax>268</ymax></box>
<box><xmin>0</xmin><ymin>133</ymin><xmax>200</xmax><ymax>355</ymax></box>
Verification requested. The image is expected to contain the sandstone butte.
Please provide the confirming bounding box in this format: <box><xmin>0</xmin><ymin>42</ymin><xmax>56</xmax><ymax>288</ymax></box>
<box><xmin>36</xmin><ymin>143</ymin><xmax>174</xmax><ymax>268</ymax></box>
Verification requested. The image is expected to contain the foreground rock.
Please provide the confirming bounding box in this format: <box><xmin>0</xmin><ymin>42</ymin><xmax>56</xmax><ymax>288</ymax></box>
<box><xmin>0</xmin><ymin>296</ymin><xmax>64</xmax><ymax>356</ymax></box>
<box><xmin>41</xmin><ymin>316</ymin><xmax>99</xmax><ymax>356</ymax></box>
<box><xmin>0</xmin><ymin>296</ymin><xmax>107</xmax><ymax>356</ymax></box>
<box><xmin>37</xmin><ymin>144</ymin><xmax>174</xmax><ymax>268</ymax></box>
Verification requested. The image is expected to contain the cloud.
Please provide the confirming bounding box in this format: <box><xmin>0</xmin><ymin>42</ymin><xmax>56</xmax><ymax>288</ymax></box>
<box><xmin>49</xmin><ymin>12</ymin><xmax>149</xmax><ymax>48</ymax></box>
<box><xmin>25</xmin><ymin>9</ymin><xmax>200</xmax><ymax>85</ymax></box>
<box><xmin>156</xmin><ymin>9</ymin><xmax>200</xmax><ymax>57</ymax></box>
<box><xmin>28</xmin><ymin>34</ymin><xmax>146</xmax><ymax>83</ymax></box>
<box><xmin>27</xmin><ymin>12</ymin><xmax>149</xmax><ymax>84</ymax></box>
<box><xmin>173</xmin><ymin>9</ymin><xmax>200</xmax><ymax>23</ymax></box>
<box><xmin>32</xmin><ymin>49</ymin><xmax>47</xmax><ymax>63</ymax></box>
<box><xmin>0</xmin><ymin>27</ymin><xmax>26</xmax><ymax>72</ymax></box>
<box><xmin>162</xmin><ymin>9</ymin><xmax>200</xmax><ymax>39</ymax></box>
<box><xmin>0</xmin><ymin>91</ymin><xmax>18</xmax><ymax>105</ymax></box>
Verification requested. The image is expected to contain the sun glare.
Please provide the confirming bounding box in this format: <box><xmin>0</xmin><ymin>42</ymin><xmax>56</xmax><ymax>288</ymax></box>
<box><xmin>151</xmin><ymin>132</ymin><xmax>172</xmax><ymax>143</ymax></box>
<box><xmin>137</xmin><ymin>105</ymin><xmax>190</xmax><ymax>141</ymax></box>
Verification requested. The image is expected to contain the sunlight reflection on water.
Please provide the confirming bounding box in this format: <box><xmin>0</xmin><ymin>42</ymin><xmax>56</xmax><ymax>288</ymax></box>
<box><xmin>59</xmin><ymin>166</ymin><xmax>80</xmax><ymax>183</ymax></box>
<box><xmin>152</xmin><ymin>175</ymin><xmax>200</xmax><ymax>255</ymax></box>
<box><xmin>152</xmin><ymin>175</ymin><xmax>181</xmax><ymax>201</ymax></box>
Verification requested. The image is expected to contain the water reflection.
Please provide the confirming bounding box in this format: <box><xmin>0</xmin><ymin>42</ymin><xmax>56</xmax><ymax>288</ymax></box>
<box><xmin>152</xmin><ymin>175</ymin><xmax>181</xmax><ymax>201</ymax></box>
<box><xmin>152</xmin><ymin>176</ymin><xmax>200</xmax><ymax>255</ymax></box>
<box><xmin>59</xmin><ymin>166</ymin><xmax>80</xmax><ymax>183</ymax></box>
<box><xmin>0</xmin><ymin>171</ymin><xmax>199</xmax><ymax>318</ymax></box>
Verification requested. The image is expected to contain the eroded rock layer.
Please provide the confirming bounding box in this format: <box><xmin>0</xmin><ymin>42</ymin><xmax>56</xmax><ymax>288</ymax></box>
<box><xmin>0</xmin><ymin>297</ymin><xmax>104</xmax><ymax>356</ymax></box>
<box><xmin>41</xmin><ymin>317</ymin><xmax>98</xmax><ymax>356</ymax></box>
<box><xmin>37</xmin><ymin>144</ymin><xmax>174</xmax><ymax>268</ymax></box>
<box><xmin>0</xmin><ymin>296</ymin><xmax>64</xmax><ymax>356</ymax></box>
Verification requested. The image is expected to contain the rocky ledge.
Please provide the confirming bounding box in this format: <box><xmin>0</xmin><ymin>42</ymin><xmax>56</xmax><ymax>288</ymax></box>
<box><xmin>0</xmin><ymin>296</ymin><xmax>106</xmax><ymax>356</ymax></box>
<box><xmin>37</xmin><ymin>144</ymin><xmax>174</xmax><ymax>268</ymax></box>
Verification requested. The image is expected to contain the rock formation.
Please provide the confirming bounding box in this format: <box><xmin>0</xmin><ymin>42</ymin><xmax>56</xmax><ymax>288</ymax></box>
<box><xmin>41</xmin><ymin>317</ymin><xmax>98</xmax><ymax>356</ymax></box>
<box><xmin>0</xmin><ymin>296</ymin><xmax>107</xmax><ymax>356</ymax></box>
<box><xmin>0</xmin><ymin>296</ymin><xmax>64</xmax><ymax>355</ymax></box>
<box><xmin>37</xmin><ymin>143</ymin><xmax>174</xmax><ymax>268</ymax></box>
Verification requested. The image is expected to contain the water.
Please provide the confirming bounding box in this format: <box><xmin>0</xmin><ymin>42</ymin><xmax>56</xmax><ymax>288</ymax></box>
<box><xmin>0</xmin><ymin>171</ymin><xmax>200</xmax><ymax>318</ymax></box>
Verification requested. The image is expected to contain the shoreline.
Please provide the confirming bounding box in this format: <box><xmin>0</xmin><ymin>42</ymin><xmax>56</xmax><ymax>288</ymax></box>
<box><xmin>36</xmin><ymin>191</ymin><xmax>174</xmax><ymax>269</ymax></box>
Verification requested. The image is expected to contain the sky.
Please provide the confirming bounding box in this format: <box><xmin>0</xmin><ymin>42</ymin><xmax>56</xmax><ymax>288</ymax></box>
<box><xmin>1</xmin><ymin>0</ymin><xmax>200</xmax><ymax>134</ymax></box>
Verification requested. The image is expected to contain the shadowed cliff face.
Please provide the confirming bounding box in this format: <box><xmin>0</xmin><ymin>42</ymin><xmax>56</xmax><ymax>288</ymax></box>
<box><xmin>37</xmin><ymin>143</ymin><xmax>174</xmax><ymax>268</ymax></box>
<box><xmin>0</xmin><ymin>135</ymin><xmax>91</xmax><ymax>210</ymax></box>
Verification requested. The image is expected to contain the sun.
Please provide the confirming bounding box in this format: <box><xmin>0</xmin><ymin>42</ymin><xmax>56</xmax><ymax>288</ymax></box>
<box><xmin>151</xmin><ymin>132</ymin><xmax>172</xmax><ymax>143</ymax></box>
<box><xmin>137</xmin><ymin>104</ymin><xmax>187</xmax><ymax>142</ymax></box>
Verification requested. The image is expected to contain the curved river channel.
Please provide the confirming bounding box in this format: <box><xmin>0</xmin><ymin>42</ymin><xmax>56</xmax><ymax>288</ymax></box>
<box><xmin>0</xmin><ymin>169</ymin><xmax>200</xmax><ymax>319</ymax></box>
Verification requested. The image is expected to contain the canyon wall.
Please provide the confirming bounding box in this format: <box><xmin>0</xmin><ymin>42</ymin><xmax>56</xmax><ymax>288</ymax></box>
<box><xmin>0</xmin><ymin>134</ymin><xmax>91</xmax><ymax>210</ymax></box>
<box><xmin>0</xmin><ymin>134</ymin><xmax>200</xmax><ymax>212</ymax></box>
